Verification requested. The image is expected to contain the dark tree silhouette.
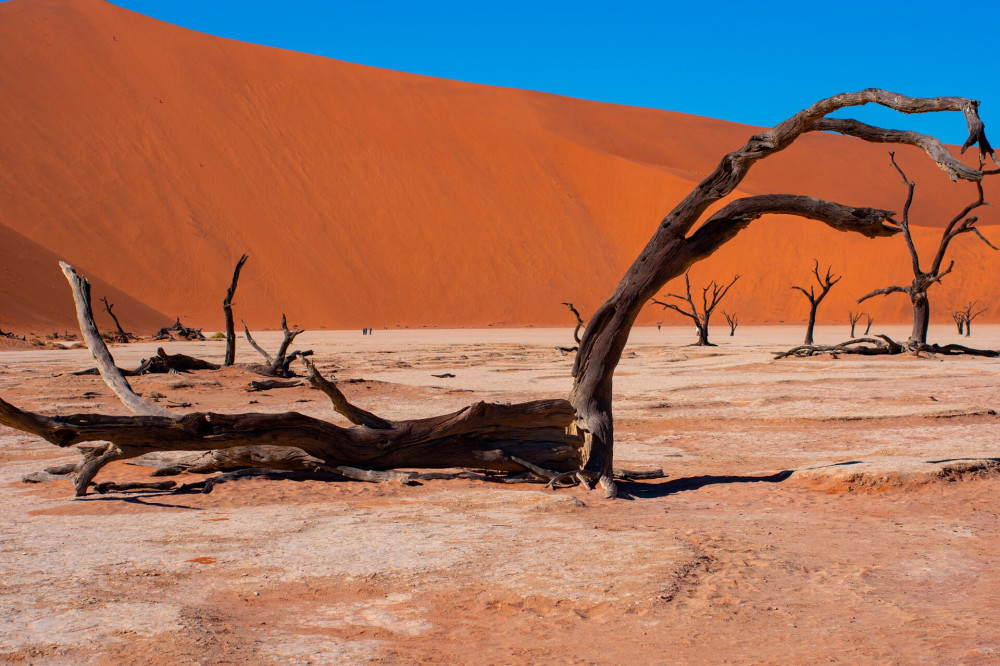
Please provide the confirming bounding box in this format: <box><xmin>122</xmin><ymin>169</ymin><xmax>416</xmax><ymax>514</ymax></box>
<box><xmin>956</xmin><ymin>301</ymin><xmax>988</xmax><ymax>337</ymax></box>
<box><xmin>848</xmin><ymin>311</ymin><xmax>863</xmax><ymax>338</ymax></box>
<box><xmin>223</xmin><ymin>254</ymin><xmax>249</xmax><ymax>366</ymax></box>
<box><xmin>723</xmin><ymin>310</ymin><xmax>738</xmax><ymax>336</ymax></box>
<box><xmin>792</xmin><ymin>261</ymin><xmax>840</xmax><ymax>345</ymax></box>
<box><xmin>652</xmin><ymin>273</ymin><xmax>740</xmax><ymax>346</ymax></box>
<box><xmin>99</xmin><ymin>296</ymin><xmax>132</xmax><ymax>344</ymax></box>
<box><xmin>2</xmin><ymin>90</ymin><xmax>996</xmax><ymax>498</ymax></box>
<box><xmin>864</xmin><ymin>313</ymin><xmax>874</xmax><ymax>335</ymax></box>
<box><xmin>952</xmin><ymin>310</ymin><xmax>966</xmax><ymax>335</ymax></box>
<box><xmin>858</xmin><ymin>154</ymin><xmax>997</xmax><ymax>346</ymax></box>
<box><xmin>557</xmin><ymin>302</ymin><xmax>585</xmax><ymax>354</ymax></box>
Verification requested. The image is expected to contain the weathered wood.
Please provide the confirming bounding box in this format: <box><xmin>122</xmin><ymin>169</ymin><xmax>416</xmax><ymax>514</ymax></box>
<box><xmin>224</xmin><ymin>254</ymin><xmax>249</xmax><ymax>366</ymax></box>
<box><xmin>59</xmin><ymin>263</ymin><xmax>171</xmax><ymax>418</ymax></box>
<box><xmin>302</xmin><ymin>357</ymin><xmax>392</xmax><ymax>429</ymax></box>
<box><xmin>247</xmin><ymin>379</ymin><xmax>301</xmax><ymax>392</ymax></box>
<box><xmin>242</xmin><ymin>315</ymin><xmax>310</xmax><ymax>377</ymax></box>
<box><xmin>792</xmin><ymin>261</ymin><xmax>840</xmax><ymax>346</ymax></box>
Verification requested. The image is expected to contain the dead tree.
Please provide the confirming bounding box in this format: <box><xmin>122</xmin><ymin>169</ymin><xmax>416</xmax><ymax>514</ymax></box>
<box><xmin>957</xmin><ymin>300</ymin><xmax>988</xmax><ymax>337</ymax></box>
<box><xmin>2</xmin><ymin>90</ymin><xmax>996</xmax><ymax>499</ymax></box>
<box><xmin>722</xmin><ymin>311</ymin><xmax>738</xmax><ymax>336</ymax></box>
<box><xmin>224</xmin><ymin>254</ymin><xmax>249</xmax><ymax>366</ymax></box>
<box><xmin>858</xmin><ymin>153</ymin><xmax>997</xmax><ymax>347</ymax></box>
<box><xmin>848</xmin><ymin>311</ymin><xmax>863</xmax><ymax>338</ymax></box>
<box><xmin>557</xmin><ymin>302</ymin><xmax>584</xmax><ymax>354</ymax></box>
<box><xmin>864</xmin><ymin>313</ymin><xmax>874</xmax><ymax>335</ymax></box>
<box><xmin>99</xmin><ymin>296</ymin><xmax>132</xmax><ymax>343</ymax></box>
<box><xmin>242</xmin><ymin>315</ymin><xmax>313</xmax><ymax>377</ymax></box>
<box><xmin>792</xmin><ymin>261</ymin><xmax>840</xmax><ymax>345</ymax></box>
<box><xmin>952</xmin><ymin>310</ymin><xmax>966</xmax><ymax>335</ymax></box>
<box><xmin>155</xmin><ymin>318</ymin><xmax>206</xmax><ymax>341</ymax></box>
<box><xmin>651</xmin><ymin>272</ymin><xmax>740</xmax><ymax>346</ymax></box>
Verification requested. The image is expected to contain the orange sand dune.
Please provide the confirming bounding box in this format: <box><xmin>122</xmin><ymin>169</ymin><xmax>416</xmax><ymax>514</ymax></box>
<box><xmin>0</xmin><ymin>222</ymin><xmax>170</xmax><ymax>333</ymax></box>
<box><xmin>1</xmin><ymin>0</ymin><xmax>997</xmax><ymax>333</ymax></box>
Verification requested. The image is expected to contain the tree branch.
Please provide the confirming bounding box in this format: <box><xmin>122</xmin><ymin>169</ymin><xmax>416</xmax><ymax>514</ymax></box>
<box><xmin>857</xmin><ymin>285</ymin><xmax>910</xmax><ymax>303</ymax></box>
<box><xmin>301</xmin><ymin>358</ymin><xmax>392</xmax><ymax>430</ymax></box>
<box><xmin>59</xmin><ymin>263</ymin><xmax>171</xmax><ymax>418</ymax></box>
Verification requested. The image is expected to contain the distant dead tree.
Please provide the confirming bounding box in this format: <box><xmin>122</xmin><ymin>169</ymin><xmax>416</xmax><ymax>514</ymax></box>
<box><xmin>652</xmin><ymin>272</ymin><xmax>740</xmax><ymax>346</ymax></box>
<box><xmin>557</xmin><ymin>302</ymin><xmax>584</xmax><ymax>354</ymax></box>
<box><xmin>848</xmin><ymin>310</ymin><xmax>863</xmax><ymax>337</ymax></box>
<box><xmin>722</xmin><ymin>310</ymin><xmax>738</xmax><ymax>336</ymax></box>
<box><xmin>956</xmin><ymin>301</ymin><xmax>988</xmax><ymax>337</ymax></box>
<box><xmin>864</xmin><ymin>313</ymin><xmax>874</xmax><ymax>335</ymax></box>
<box><xmin>3</xmin><ymin>90</ymin><xmax>996</xmax><ymax>498</ymax></box>
<box><xmin>952</xmin><ymin>310</ymin><xmax>965</xmax><ymax>334</ymax></box>
<box><xmin>858</xmin><ymin>153</ymin><xmax>997</xmax><ymax>347</ymax></box>
<box><xmin>99</xmin><ymin>296</ymin><xmax>132</xmax><ymax>343</ymax></box>
<box><xmin>792</xmin><ymin>261</ymin><xmax>840</xmax><ymax>345</ymax></box>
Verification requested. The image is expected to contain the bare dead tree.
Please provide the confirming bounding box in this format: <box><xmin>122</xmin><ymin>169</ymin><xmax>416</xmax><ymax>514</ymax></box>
<box><xmin>864</xmin><ymin>313</ymin><xmax>874</xmax><ymax>335</ymax></box>
<box><xmin>3</xmin><ymin>90</ymin><xmax>997</xmax><ymax>499</ymax></box>
<box><xmin>651</xmin><ymin>272</ymin><xmax>740</xmax><ymax>346</ymax></box>
<box><xmin>99</xmin><ymin>296</ymin><xmax>132</xmax><ymax>343</ymax></box>
<box><xmin>858</xmin><ymin>153</ymin><xmax>997</xmax><ymax>347</ymax></box>
<box><xmin>848</xmin><ymin>311</ymin><xmax>863</xmax><ymax>338</ymax></box>
<box><xmin>557</xmin><ymin>302</ymin><xmax>584</xmax><ymax>354</ymax></box>
<box><xmin>224</xmin><ymin>254</ymin><xmax>249</xmax><ymax>366</ymax></box>
<box><xmin>722</xmin><ymin>310</ymin><xmax>738</xmax><ymax>336</ymax></box>
<box><xmin>792</xmin><ymin>261</ymin><xmax>841</xmax><ymax>345</ymax></box>
<box><xmin>952</xmin><ymin>310</ymin><xmax>966</xmax><ymax>335</ymax></box>
<box><xmin>956</xmin><ymin>300</ymin><xmax>988</xmax><ymax>337</ymax></box>
<box><xmin>242</xmin><ymin>315</ymin><xmax>313</xmax><ymax>377</ymax></box>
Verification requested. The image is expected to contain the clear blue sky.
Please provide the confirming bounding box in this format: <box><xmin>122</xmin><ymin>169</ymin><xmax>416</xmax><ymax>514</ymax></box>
<box><xmin>112</xmin><ymin>1</ymin><xmax>999</xmax><ymax>146</ymax></box>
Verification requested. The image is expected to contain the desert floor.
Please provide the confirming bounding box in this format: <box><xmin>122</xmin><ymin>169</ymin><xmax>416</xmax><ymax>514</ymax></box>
<box><xmin>2</xmin><ymin>325</ymin><xmax>999</xmax><ymax>664</ymax></box>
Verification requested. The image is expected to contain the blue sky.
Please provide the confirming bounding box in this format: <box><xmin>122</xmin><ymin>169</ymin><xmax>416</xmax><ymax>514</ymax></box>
<box><xmin>112</xmin><ymin>1</ymin><xmax>999</xmax><ymax>146</ymax></box>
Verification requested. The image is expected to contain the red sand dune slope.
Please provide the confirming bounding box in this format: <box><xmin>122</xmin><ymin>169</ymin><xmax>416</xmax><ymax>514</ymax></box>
<box><xmin>1</xmin><ymin>0</ymin><xmax>997</xmax><ymax>332</ymax></box>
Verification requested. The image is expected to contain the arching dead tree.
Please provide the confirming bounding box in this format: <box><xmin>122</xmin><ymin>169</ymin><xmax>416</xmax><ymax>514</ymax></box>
<box><xmin>2</xmin><ymin>90</ymin><xmax>996</xmax><ymax>499</ymax></box>
<box><xmin>792</xmin><ymin>261</ymin><xmax>840</xmax><ymax>345</ymax></box>
<box><xmin>557</xmin><ymin>302</ymin><xmax>584</xmax><ymax>354</ymax></box>
<box><xmin>848</xmin><ymin>311</ymin><xmax>864</xmax><ymax>338</ymax></box>
<box><xmin>651</xmin><ymin>272</ymin><xmax>740</xmax><ymax>346</ymax></box>
<box><xmin>858</xmin><ymin>153</ymin><xmax>997</xmax><ymax>346</ymax></box>
<box><xmin>99</xmin><ymin>296</ymin><xmax>133</xmax><ymax>343</ymax></box>
<box><xmin>224</xmin><ymin>254</ymin><xmax>249</xmax><ymax>366</ymax></box>
<box><xmin>723</xmin><ymin>310</ymin><xmax>738</xmax><ymax>336</ymax></box>
<box><xmin>957</xmin><ymin>300</ymin><xmax>988</xmax><ymax>337</ymax></box>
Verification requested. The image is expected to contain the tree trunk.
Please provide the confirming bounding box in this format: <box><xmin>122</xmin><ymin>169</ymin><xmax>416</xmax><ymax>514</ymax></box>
<box><xmin>804</xmin><ymin>305</ymin><xmax>818</xmax><ymax>345</ymax></box>
<box><xmin>911</xmin><ymin>292</ymin><xmax>930</xmax><ymax>345</ymax></box>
